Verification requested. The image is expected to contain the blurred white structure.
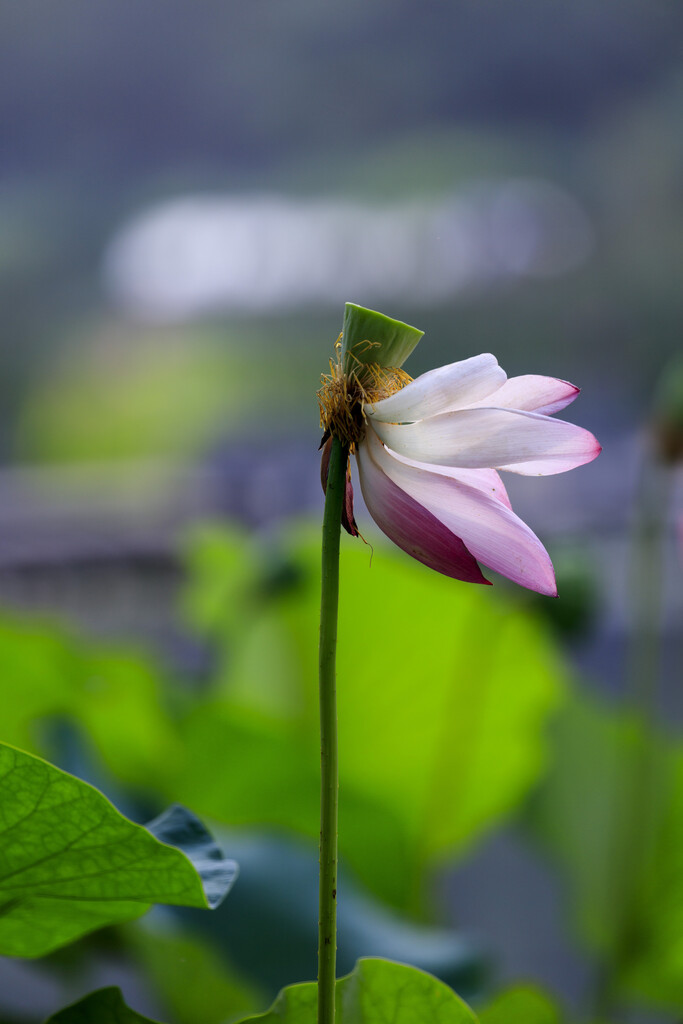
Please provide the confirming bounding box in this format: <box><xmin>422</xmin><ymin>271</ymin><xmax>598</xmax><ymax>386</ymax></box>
<box><xmin>104</xmin><ymin>181</ymin><xmax>594</xmax><ymax>319</ymax></box>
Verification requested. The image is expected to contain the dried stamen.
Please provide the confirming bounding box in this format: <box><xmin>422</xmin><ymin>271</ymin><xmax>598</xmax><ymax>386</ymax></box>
<box><xmin>317</xmin><ymin>336</ymin><xmax>412</xmax><ymax>448</ymax></box>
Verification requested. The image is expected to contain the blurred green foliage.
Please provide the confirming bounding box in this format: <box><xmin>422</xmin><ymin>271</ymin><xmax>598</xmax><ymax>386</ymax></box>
<box><xmin>479</xmin><ymin>986</ymin><xmax>561</xmax><ymax>1024</ymax></box>
<box><xmin>204</xmin><ymin>829</ymin><xmax>483</xmax><ymax>999</ymax></box>
<box><xmin>15</xmin><ymin>326</ymin><xmax>310</xmax><ymax>464</ymax></box>
<box><xmin>531</xmin><ymin>692</ymin><xmax>683</xmax><ymax>1013</ymax></box>
<box><xmin>0</xmin><ymin>520</ymin><xmax>679</xmax><ymax>1020</ymax></box>
<box><xmin>179</xmin><ymin>525</ymin><xmax>565</xmax><ymax>911</ymax></box>
<box><xmin>125</xmin><ymin>921</ymin><xmax>260</xmax><ymax>1024</ymax></box>
<box><xmin>45</xmin><ymin>987</ymin><xmax>162</xmax><ymax>1023</ymax></box>
<box><xmin>0</xmin><ymin>616</ymin><xmax>180</xmax><ymax>789</ymax></box>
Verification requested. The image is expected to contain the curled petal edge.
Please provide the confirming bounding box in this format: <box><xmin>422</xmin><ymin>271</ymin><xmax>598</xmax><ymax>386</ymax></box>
<box><xmin>465</xmin><ymin>374</ymin><xmax>580</xmax><ymax>416</ymax></box>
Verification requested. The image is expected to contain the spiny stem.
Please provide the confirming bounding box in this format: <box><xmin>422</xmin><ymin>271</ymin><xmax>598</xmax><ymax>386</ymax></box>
<box><xmin>318</xmin><ymin>436</ymin><xmax>347</xmax><ymax>1024</ymax></box>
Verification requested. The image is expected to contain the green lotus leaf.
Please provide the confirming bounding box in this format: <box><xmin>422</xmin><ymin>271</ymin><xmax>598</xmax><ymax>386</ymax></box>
<box><xmin>237</xmin><ymin>957</ymin><xmax>479</xmax><ymax>1023</ymax></box>
<box><xmin>0</xmin><ymin>743</ymin><xmax>237</xmax><ymax>957</ymax></box>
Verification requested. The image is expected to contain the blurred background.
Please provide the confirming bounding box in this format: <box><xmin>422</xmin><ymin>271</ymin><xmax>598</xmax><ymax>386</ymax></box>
<box><xmin>0</xmin><ymin>2</ymin><xmax>682</xmax><ymax>1023</ymax></box>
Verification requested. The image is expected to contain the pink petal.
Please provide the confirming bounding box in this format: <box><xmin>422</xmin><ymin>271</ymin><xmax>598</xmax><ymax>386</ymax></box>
<box><xmin>365</xmin><ymin>354</ymin><xmax>506</xmax><ymax>423</ymax></box>
<box><xmin>448</xmin><ymin>467</ymin><xmax>512</xmax><ymax>508</ymax></box>
<box><xmin>356</xmin><ymin>441</ymin><xmax>490</xmax><ymax>585</ymax></box>
<box><xmin>371</xmin><ymin>407</ymin><xmax>601</xmax><ymax>476</ymax></box>
<box><xmin>465</xmin><ymin>375</ymin><xmax>580</xmax><ymax>415</ymax></box>
<box><xmin>365</xmin><ymin>429</ymin><xmax>557</xmax><ymax>595</ymax></box>
<box><xmin>390</xmin><ymin>452</ymin><xmax>513</xmax><ymax>510</ymax></box>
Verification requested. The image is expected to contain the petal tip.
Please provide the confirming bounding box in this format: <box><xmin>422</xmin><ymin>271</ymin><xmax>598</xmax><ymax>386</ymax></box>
<box><xmin>544</xmin><ymin>570</ymin><xmax>559</xmax><ymax>598</ymax></box>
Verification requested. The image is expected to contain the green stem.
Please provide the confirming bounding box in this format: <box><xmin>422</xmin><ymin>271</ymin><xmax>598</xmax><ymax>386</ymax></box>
<box><xmin>318</xmin><ymin>436</ymin><xmax>347</xmax><ymax>1024</ymax></box>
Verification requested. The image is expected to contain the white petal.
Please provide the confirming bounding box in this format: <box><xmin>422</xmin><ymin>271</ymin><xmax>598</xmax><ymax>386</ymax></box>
<box><xmin>365</xmin><ymin>429</ymin><xmax>557</xmax><ymax>595</ymax></box>
<box><xmin>465</xmin><ymin>374</ymin><xmax>580</xmax><ymax>415</ymax></box>
<box><xmin>365</xmin><ymin>354</ymin><xmax>506</xmax><ymax>423</ymax></box>
<box><xmin>371</xmin><ymin>407</ymin><xmax>601</xmax><ymax>476</ymax></box>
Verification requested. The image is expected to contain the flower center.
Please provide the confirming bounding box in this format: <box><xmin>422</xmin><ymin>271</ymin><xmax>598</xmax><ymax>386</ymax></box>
<box><xmin>317</xmin><ymin>336</ymin><xmax>412</xmax><ymax>448</ymax></box>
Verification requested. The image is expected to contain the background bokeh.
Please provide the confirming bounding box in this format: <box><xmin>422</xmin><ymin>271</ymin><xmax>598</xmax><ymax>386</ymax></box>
<box><xmin>0</xmin><ymin>3</ymin><xmax>682</xmax><ymax>1023</ymax></box>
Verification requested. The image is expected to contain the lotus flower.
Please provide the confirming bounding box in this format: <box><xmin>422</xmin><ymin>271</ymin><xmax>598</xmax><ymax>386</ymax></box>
<box><xmin>319</xmin><ymin>305</ymin><xmax>601</xmax><ymax>597</ymax></box>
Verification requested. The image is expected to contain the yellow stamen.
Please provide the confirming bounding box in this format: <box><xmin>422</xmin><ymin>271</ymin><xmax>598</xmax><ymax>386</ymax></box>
<box><xmin>317</xmin><ymin>336</ymin><xmax>412</xmax><ymax>449</ymax></box>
